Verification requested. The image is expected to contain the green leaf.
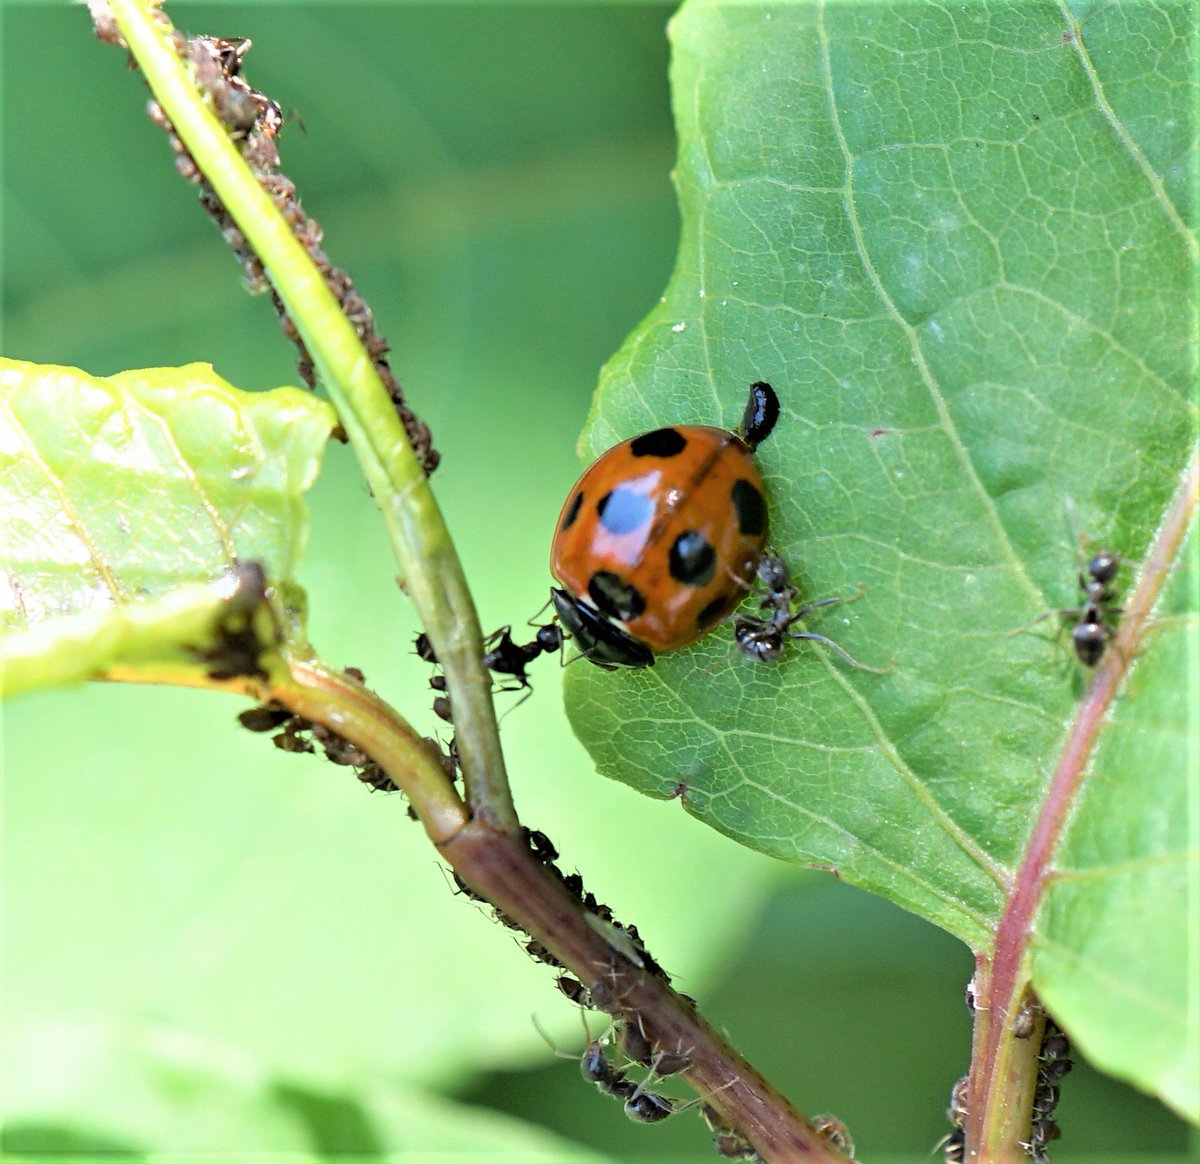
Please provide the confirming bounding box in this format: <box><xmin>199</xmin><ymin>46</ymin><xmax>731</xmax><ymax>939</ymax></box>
<box><xmin>0</xmin><ymin>1014</ymin><xmax>604</xmax><ymax>1161</ymax></box>
<box><xmin>1</xmin><ymin>1017</ymin><xmax>312</xmax><ymax>1156</ymax></box>
<box><xmin>564</xmin><ymin>0</ymin><xmax>1198</xmax><ymax>1119</ymax></box>
<box><xmin>1</xmin><ymin>359</ymin><xmax>334</xmax><ymax>693</ymax></box>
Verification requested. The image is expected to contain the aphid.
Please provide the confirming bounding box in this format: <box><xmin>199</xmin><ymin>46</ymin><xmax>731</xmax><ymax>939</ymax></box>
<box><xmin>202</xmin><ymin>561</ymin><xmax>274</xmax><ymax>680</ymax></box>
<box><xmin>525</xmin><ymin>827</ymin><xmax>559</xmax><ymax>864</ymax></box>
<box><xmin>237</xmin><ymin>704</ymin><xmax>293</xmax><ymax>733</ymax></box>
<box><xmin>1013</xmin><ymin>997</ymin><xmax>1043</xmax><ymax>1040</ymax></box>
<box><xmin>619</xmin><ymin>1017</ymin><xmax>691</xmax><ymax>1075</ymax></box>
<box><xmin>946</xmin><ymin>1075</ymin><xmax>969</xmax><ymax>1128</ymax></box>
<box><xmin>555</xmin><ymin>974</ymin><xmax>591</xmax><ymax>1008</ymax></box>
<box><xmin>703</xmin><ymin>1104</ymin><xmax>762</xmax><ymax>1161</ymax></box>
<box><xmin>811</xmin><ymin>1113</ymin><xmax>854</xmax><ymax>1157</ymax></box>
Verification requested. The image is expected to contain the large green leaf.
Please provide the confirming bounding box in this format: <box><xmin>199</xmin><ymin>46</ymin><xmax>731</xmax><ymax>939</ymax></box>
<box><xmin>565</xmin><ymin>0</ymin><xmax>1198</xmax><ymax>1120</ymax></box>
<box><xmin>0</xmin><ymin>359</ymin><xmax>334</xmax><ymax>693</ymax></box>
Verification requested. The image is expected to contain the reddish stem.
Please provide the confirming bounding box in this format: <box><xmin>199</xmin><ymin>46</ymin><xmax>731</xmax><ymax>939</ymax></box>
<box><xmin>968</xmin><ymin>453</ymin><xmax>1199</xmax><ymax>1157</ymax></box>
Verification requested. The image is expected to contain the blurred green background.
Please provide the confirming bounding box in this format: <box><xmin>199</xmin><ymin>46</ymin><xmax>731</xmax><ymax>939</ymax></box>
<box><xmin>1</xmin><ymin>4</ymin><xmax>1192</xmax><ymax>1160</ymax></box>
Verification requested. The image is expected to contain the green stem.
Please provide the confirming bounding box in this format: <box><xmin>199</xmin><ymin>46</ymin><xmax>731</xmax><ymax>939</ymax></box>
<box><xmin>107</xmin><ymin>0</ymin><xmax>516</xmax><ymax>834</ymax></box>
<box><xmin>282</xmin><ymin>659</ymin><xmax>468</xmax><ymax>845</ymax></box>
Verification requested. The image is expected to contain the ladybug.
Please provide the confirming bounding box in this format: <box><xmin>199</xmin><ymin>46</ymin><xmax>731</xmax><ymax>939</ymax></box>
<box><xmin>549</xmin><ymin>381</ymin><xmax>780</xmax><ymax>669</ymax></box>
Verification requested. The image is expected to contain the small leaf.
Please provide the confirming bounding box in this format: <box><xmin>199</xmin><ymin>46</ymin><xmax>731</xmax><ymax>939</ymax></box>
<box><xmin>563</xmin><ymin>0</ymin><xmax>1197</xmax><ymax>1118</ymax></box>
<box><xmin>1</xmin><ymin>359</ymin><xmax>334</xmax><ymax>692</ymax></box>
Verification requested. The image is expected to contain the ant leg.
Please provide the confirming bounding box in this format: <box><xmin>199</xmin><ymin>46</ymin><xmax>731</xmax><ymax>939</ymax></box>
<box><xmin>533</xmin><ymin>1012</ymin><xmax>598</xmax><ymax>1063</ymax></box>
<box><xmin>1006</xmin><ymin>608</ymin><xmax>1078</xmax><ymax>638</ymax></box>
<box><xmin>788</xmin><ymin>631</ymin><xmax>892</xmax><ymax>674</ymax></box>
<box><xmin>526</xmin><ymin>595</ymin><xmax>556</xmax><ymax>627</ymax></box>
<box><xmin>789</xmin><ymin>584</ymin><xmax>865</xmax><ymax>622</ymax></box>
<box><xmin>497</xmin><ymin>684</ymin><xmax>535</xmax><ymax>721</ymax></box>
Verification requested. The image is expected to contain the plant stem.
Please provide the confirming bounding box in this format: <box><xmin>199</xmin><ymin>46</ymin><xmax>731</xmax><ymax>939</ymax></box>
<box><xmin>281</xmin><ymin>659</ymin><xmax>468</xmax><ymax>845</ymax></box>
<box><xmin>442</xmin><ymin>821</ymin><xmax>850</xmax><ymax>1163</ymax></box>
<box><xmin>106</xmin><ymin>0</ymin><xmax>517</xmax><ymax>835</ymax></box>
<box><xmin>95</xmin><ymin>8</ymin><xmax>849</xmax><ymax>1156</ymax></box>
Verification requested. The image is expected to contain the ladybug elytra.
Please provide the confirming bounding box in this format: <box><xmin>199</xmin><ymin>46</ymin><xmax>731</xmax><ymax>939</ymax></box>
<box><xmin>549</xmin><ymin>382</ymin><xmax>780</xmax><ymax>669</ymax></box>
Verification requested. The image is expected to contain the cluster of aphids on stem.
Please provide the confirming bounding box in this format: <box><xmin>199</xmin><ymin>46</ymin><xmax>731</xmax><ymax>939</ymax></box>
<box><xmin>446</xmin><ymin>827</ymin><xmax>779</xmax><ymax>1161</ymax></box>
<box><xmin>1021</xmin><ymin>1017</ymin><xmax>1073</xmax><ymax>1163</ymax></box>
<box><xmin>540</xmin><ymin>1017</ymin><xmax>786</xmax><ymax>1162</ymax></box>
<box><xmin>944</xmin><ymin>990</ymin><xmax>1074</xmax><ymax>1163</ymax></box>
<box><xmin>237</xmin><ymin>666</ymin><xmax>403</xmax><ymax>796</ymax></box>
<box><xmin>91</xmin><ymin>16</ymin><xmax>438</xmax><ymax>473</ymax></box>
<box><xmin>444</xmin><ymin>823</ymin><xmax>669</xmax><ymax>985</ymax></box>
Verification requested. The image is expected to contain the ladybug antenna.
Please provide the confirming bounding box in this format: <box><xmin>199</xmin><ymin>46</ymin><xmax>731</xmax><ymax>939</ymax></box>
<box><xmin>738</xmin><ymin>381</ymin><xmax>780</xmax><ymax>451</ymax></box>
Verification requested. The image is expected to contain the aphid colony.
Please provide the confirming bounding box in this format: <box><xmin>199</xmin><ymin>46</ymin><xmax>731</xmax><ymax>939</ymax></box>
<box><xmin>944</xmin><ymin>987</ymin><xmax>1074</xmax><ymax>1163</ymax></box>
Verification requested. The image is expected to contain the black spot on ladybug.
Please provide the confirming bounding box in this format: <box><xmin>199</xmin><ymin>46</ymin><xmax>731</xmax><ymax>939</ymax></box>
<box><xmin>560</xmin><ymin>490</ymin><xmax>584</xmax><ymax>532</ymax></box>
<box><xmin>731</xmin><ymin>478</ymin><xmax>766</xmax><ymax>536</ymax></box>
<box><xmin>629</xmin><ymin>427</ymin><xmax>687</xmax><ymax>458</ymax></box>
<box><xmin>588</xmin><ymin>571</ymin><xmax>646</xmax><ymax>622</ymax></box>
<box><xmin>696</xmin><ymin>592</ymin><xmax>733</xmax><ymax>628</ymax></box>
<box><xmin>669</xmin><ymin>530</ymin><xmax>716</xmax><ymax>587</ymax></box>
<box><xmin>597</xmin><ymin>488</ymin><xmax>655</xmax><ymax>535</ymax></box>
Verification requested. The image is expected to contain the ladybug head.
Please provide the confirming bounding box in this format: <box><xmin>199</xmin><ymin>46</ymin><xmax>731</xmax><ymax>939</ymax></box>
<box><xmin>550</xmin><ymin>589</ymin><xmax>655</xmax><ymax>670</ymax></box>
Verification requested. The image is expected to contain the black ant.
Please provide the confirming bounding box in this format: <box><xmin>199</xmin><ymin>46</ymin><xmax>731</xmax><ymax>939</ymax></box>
<box><xmin>535</xmin><ymin>1018</ymin><xmax>697</xmax><ymax>1125</ymax></box>
<box><xmin>482</xmin><ymin>624</ymin><xmax>564</xmax><ymax>703</ymax></box>
<box><xmin>733</xmin><ymin>556</ymin><xmax>886</xmax><ymax>671</ymax></box>
<box><xmin>1066</xmin><ymin>550</ymin><xmax>1122</xmax><ymax>666</ymax></box>
<box><xmin>1016</xmin><ymin>550</ymin><xmax>1122</xmax><ymax>667</ymax></box>
<box><xmin>413</xmin><ymin>624</ymin><xmax>563</xmax><ymax>712</ymax></box>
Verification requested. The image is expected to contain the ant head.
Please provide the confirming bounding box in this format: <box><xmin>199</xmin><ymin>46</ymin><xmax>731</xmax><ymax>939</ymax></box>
<box><xmin>755</xmin><ymin>554</ymin><xmax>791</xmax><ymax>592</ymax></box>
<box><xmin>579</xmin><ymin>1040</ymin><xmax>612</xmax><ymax>1084</ymax></box>
<box><xmin>536</xmin><ymin>623</ymin><xmax>565</xmax><ymax>653</ymax></box>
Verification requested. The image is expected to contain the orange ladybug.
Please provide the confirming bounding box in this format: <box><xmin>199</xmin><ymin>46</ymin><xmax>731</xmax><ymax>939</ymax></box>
<box><xmin>549</xmin><ymin>382</ymin><xmax>779</xmax><ymax>669</ymax></box>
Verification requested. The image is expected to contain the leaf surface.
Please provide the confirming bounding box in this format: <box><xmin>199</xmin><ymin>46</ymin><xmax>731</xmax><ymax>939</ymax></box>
<box><xmin>1</xmin><ymin>358</ymin><xmax>334</xmax><ymax>692</ymax></box>
<box><xmin>564</xmin><ymin>0</ymin><xmax>1198</xmax><ymax>1116</ymax></box>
